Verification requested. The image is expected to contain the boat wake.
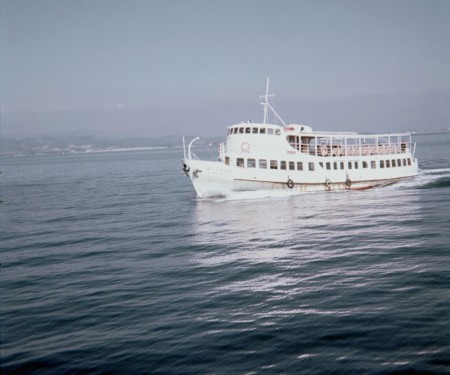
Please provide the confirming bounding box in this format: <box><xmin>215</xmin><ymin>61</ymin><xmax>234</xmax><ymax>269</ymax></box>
<box><xmin>417</xmin><ymin>168</ymin><xmax>450</xmax><ymax>189</ymax></box>
<box><xmin>387</xmin><ymin>168</ymin><xmax>450</xmax><ymax>190</ymax></box>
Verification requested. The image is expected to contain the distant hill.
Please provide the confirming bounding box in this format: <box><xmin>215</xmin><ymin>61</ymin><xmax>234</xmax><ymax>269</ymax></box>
<box><xmin>0</xmin><ymin>135</ymin><xmax>224</xmax><ymax>156</ymax></box>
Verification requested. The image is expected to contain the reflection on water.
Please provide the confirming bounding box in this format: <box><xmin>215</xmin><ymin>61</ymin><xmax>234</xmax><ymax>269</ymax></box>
<box><xmin>191</xmin><ymin>183</ymin><xmax>425</xmax><ymax>269</ymax></box>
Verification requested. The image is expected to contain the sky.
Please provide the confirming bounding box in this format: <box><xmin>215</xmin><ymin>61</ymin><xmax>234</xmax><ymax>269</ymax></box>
<box><xmin>1</xmin><ymin>0</ymin><xmax>449</xmax><ymax>137</ymax></box>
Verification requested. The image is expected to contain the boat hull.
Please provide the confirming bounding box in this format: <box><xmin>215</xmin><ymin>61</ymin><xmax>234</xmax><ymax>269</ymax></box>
<box><xmin>182</xmin><ymin>158</ymin><xmax>417</xmax><ymax>198</ymax></box>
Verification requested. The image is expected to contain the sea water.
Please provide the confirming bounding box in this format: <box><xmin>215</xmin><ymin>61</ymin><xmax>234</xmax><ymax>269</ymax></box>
<box><xmin>1</xmin><ymin>133</ymin><xmax>449</xmax><ymax>374</ymax></box>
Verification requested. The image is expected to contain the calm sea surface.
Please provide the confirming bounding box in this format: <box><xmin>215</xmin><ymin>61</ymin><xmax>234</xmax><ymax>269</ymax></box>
<box><xmin>1</xmin><ymin>133</ymin><xmax>450</xmax><ymax>374</ymax></box>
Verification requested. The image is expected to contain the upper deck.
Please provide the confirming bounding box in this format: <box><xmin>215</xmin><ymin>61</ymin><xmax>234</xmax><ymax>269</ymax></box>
<box><xmin>225</xmin><ymin>122</ymin><xmax>414</xmax><ymax>158</ymax></box>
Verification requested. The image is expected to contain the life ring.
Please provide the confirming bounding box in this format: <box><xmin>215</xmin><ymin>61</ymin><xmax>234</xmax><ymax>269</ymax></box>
<box><xmin>324</xmin><ymin>179</ymin><xmax>331</xmax><ymax>190</ymax></box>
<box><xmin>345</xmin><ymin>178</ymin><xmax>352</xmax><ymax>187</ymax></box>
<box><xmin>287</xmin><ymin>179</ymin><xmax>294</xmax><ymax>189</ymax></box>
<box><xmin>240</xmin><ymin>142</ymin><xmax>251</xmax><ymax>153</ymax></box>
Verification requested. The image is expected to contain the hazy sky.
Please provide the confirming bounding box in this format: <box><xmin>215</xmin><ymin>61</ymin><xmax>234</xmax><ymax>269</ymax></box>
<box><xmin>1</xmin><ymin>0</ymin><xmax>449</xmax><ymax>137</ymax></box>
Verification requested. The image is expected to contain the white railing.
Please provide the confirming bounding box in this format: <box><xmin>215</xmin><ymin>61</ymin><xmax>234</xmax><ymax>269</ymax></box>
<box><xmin>297</xmin><ymin>143</ymin><xmax>411</xmax><ymax>157</ymax></box>
<box><xmin>183</xmin><ymin>136</ymin><xmax>200</xmax><ymax>160</ymax></box>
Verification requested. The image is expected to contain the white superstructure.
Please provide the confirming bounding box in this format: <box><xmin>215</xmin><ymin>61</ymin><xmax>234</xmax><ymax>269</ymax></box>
<box><xmin>182</xmin><ymin>81</ymin><xmax>418</xmax><ymax>198</ymax></box>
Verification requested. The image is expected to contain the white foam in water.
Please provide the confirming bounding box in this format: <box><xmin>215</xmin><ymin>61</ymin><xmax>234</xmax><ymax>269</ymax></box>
<box><xmin>421</xmin><ymin>167</ymin><xmax>450</xmax><ymax>175</ymax></box>
<box><xmin>217</xmin><ymin>189</ymin><xmax>306</xmax><ymax>201</ymax></box>
<box><xmin>386</xmin><ymin>168</ymin><xmax>450</xmax><ymax>190</ymax></box>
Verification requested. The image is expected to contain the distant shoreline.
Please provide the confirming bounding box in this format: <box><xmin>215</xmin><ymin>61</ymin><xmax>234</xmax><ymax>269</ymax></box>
<box><xmin>412</xmin><ymin>130</ymin><xmax>450</xmax><ymax>135</ymax></box>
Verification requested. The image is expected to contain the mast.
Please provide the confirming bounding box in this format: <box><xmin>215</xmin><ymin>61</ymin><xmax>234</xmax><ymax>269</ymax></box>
<box><xmin>259</xmin><ymin>78</ymin><xmax>287</xmax><ymax>127</ymax></box>
<box><xmin>263</xmin><ymin>77</ymin><xmax>270</xmax><ymax>124</ymax></box>
<box><xmin>260</xmin><ymin>77</ymin><xmax>273</xmax><ymax>124</ymax></box>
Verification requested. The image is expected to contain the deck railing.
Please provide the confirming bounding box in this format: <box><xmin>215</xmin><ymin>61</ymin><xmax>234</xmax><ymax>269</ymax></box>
<box><xmin>291</xmin><ymin>143</ymin><xmax>411</xmax><ymax>157</ymax></box>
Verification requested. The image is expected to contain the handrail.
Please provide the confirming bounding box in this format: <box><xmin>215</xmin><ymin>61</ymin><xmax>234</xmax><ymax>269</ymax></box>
<box><xmin>187</xmin><ymin>137</ymin><xmax>200</xmax><ymax>160</ymax></box>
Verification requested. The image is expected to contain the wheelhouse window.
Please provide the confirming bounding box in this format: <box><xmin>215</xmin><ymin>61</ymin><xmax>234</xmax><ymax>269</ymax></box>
<box><xmin>275</xmin><ymin>129</ymin><xmax>281</xmax><ymax>135</ymax></box>
<box><xmin>239</xmin><ymin>127</ymin><xmax>244</xmax><ymax>134</ymax></box>
<box><xmin>237</xmin><ymin>158</ymin><xmax>244</xmax><ymax>167</ymax></box>
<box><xmin>268</xmin><ymin>128</ymin><xmax>274</xmax><ymax>135</ymax></box>
<box><xmin>245</xmin><ymin>127</ymin><xmax>251</xmax><ymax>133</ymax></box>
<box><xmin>247</xmin><ymin>158</ymin><xmax>256</xmax><ymax>168</ymax></box>
<box><xmin>233</xmin><ymin>128</ymin><xmax>238</xmax><ymax>134</ymax></box>
<box><xmin>259</xmin><ymin>159</ymin><xmax>267</xmax><ymax>169</ymax></box>
<box><xmin>270</xmin><ymin>160</ymin><xmax>278</xmax><ymax>169</ymax></box>
<box><xmin>260</xmin><ymin>128</ymin><xmax>266</xmax><ymax>134</ymax></box>
<box><xmin>252</xmin><ymin>127</ymin><xmax>258</xmax><ymax>134</ymax></box>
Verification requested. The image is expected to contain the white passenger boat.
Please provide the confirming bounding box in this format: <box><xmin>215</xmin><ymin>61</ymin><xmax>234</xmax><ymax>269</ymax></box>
<box><xmin>182</xmin><ymin>80</ymin><xmax>418</xmax><ymax>198</ymax></box>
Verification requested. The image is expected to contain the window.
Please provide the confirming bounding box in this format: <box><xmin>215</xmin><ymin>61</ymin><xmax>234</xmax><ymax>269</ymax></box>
<box><xmin>392</xmin><ymin>159</ymin><xmax>396</xmax><ymax>167</ymax></box>
<box><xmin>386</xmin><ymin>160</ymin><xmax>390</xmax><ymax>168</ymax></box>
<box><xmin>397</xmin><ymin>159</ymin><xmax>401</xmax><ymax>167</ymax></box>
<box><xmin>268</xmin><ymin>128</ymin><xmax>274</xmax><ymax>135</ymax></box>
<box><xmin>252</xmin><ymin>127</ymin><xmax>258</xmax><ymax>134</ymax></box>
<box><xmin>259</xmin><ymin>159</ymin><xmax>267</xmax><ymax>169</ymax></box>
<box><xmin>319</xmin><ymin>162</ymin><xmax>324</xmax><ymax>168</ymax></box>
<box><xmin>245</xmin><ymin>127</ymin><xmax>251</xmax><ymax>134</ymax></box>
<box><xmin>380</xmin><ymin>160</ymin><xmax>385</xmax><ymax>168</ymax></box>
<box><xmin>237</xmin><ymin>158</ymin><xmax>244</xmax><ymax>167</ymax></box>
<box><xmin>247</xmin><ymin>158</ymin><xmax>256</xmax><ymax>168</ymax></box>
<box><xmin>225</xmin><ymin>157</ymin><xmax>230</xmax><ymax>165</ymax></box>
<box><xmin>270</xmin><ymin>160</ymin><xmax>278</xmax><ymax>169</ymax></box>
<box><xmin>233</xmin><ymin>128</ymin><xmax>238</xmax><ymax>134</ymax></box>
<box><xmin>239</xmin><ymin>127</ymin><xmax>244</xmax><ymax>134</ymax></box>
<box><xmin>309</xmin><ymin>162</ymin><xmax>315</xmax><ymax>171</ymax></box>
<box><xmin>333</xmin><ymin>162</ymin><xmax>338</xmax><ymax>170</ymax></box>
<box><xmin>297</xmin><ymin>162</ymin><xmax>303</xmax><ymax>171</ymax></box>
<box><xmin>348</xmin><ymin>161</ymin><xmax>353</xmax><ymax>169</ymax></box>
<box><xmin>355</xmin><ymin>162</ymin><xmax>359</xmax><ymax>169</ymax></box>
<box><xmin>362</xmin><ymin>161</ymin><xmax>368</xmax><ymax>168</ymax></box>
<box><xmin>260</xmin><ymin>128</ymin><xmax>266</xmax><ymax>134</ymax></box>
<box><xmin>280</xmin><ymin>161</ymin><xmax>287</xmax><ymax>170</ymax></box>
<box><xmin>289</xmin><ymin>161</ymin><xmax>295</xmax><ymax>170</ymax></box>
<box><xmin>275</xmin><ymin>129</ymin><xmax>281</xmax><ymax>135</ymax></box>
<box><xmin>340</xmin><ymin>162</ymin><xmax>344</xmax><ymax>170</ymax></box>
<box><xmin>371</xmin><ymin>160</ymin><xmax>376</xmax><ymax>169</ymax></box>
<box><xmin>326</xmin><ymin>162</ymin><xmax>331</xmax><ymax>170</ymax></box>
<box><xmin>408</xmin><ymin>158</ymin><xmax>411</xmax><ymax>166</ymax></box>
